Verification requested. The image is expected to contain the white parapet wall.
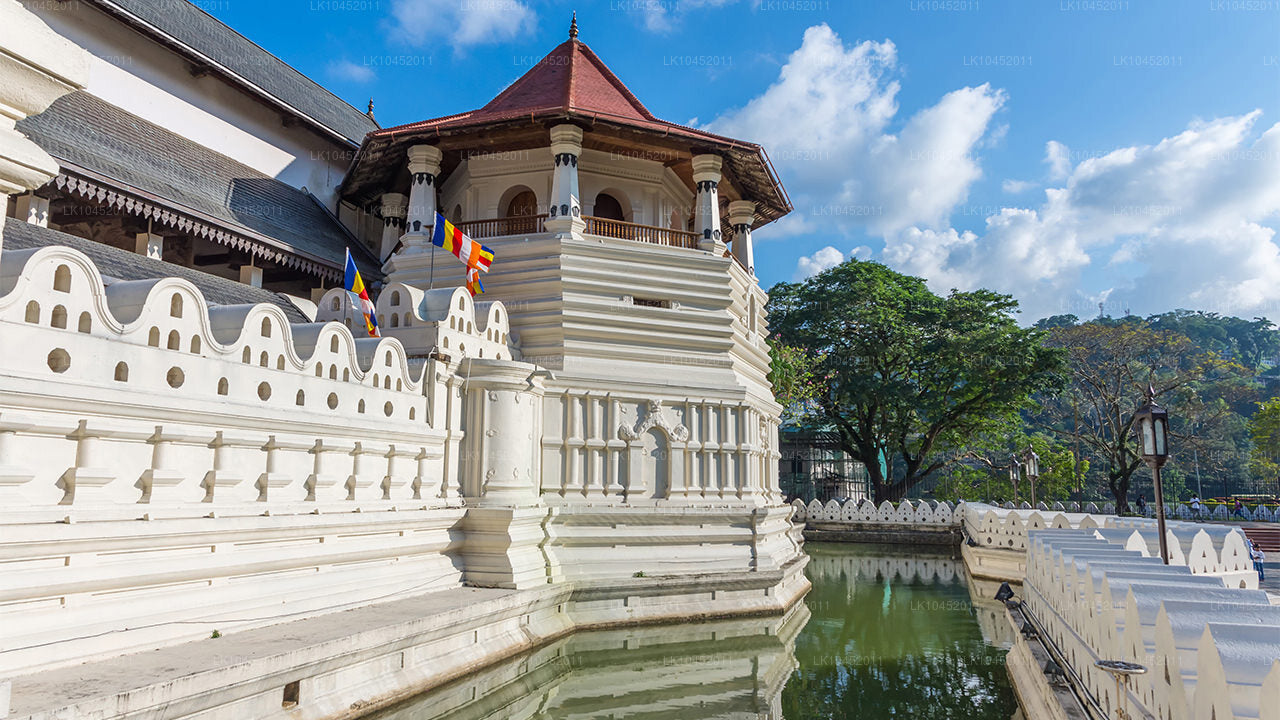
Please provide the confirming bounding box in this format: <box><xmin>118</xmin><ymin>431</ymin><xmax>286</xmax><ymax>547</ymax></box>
<box><xmin>1021</xmin><ymin>527</ymin><xmax>1278</xmax><ymax>720</ymax></box>
<box><xmin>0</xmin><ymin>240</ymin><xmax>809</xmax><ymax>714</ymax></box>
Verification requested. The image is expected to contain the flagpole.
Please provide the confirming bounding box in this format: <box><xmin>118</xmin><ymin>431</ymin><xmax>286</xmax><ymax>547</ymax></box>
<box><xmin>428</xmin><ymin>243</ymin><xmax>435</xmax><ymax>290</ymax></box>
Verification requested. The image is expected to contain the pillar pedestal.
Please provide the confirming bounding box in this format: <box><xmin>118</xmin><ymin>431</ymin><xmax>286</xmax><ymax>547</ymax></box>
<box><xmin>693</xmin><ymin>154</ymin><xmax>725</xmax><ymax>255</ymax></box>
<box><xmin>545</xmin><ymin>124</ymin><xmax>585</xmax><ymax>235</ymax></box>
<box><xmin>457</xmin><ymin>359</ymin><xmax>551</xmax><ymax>588</ymax></box>
<box><xmin>401</xmin><ymin>145</ymin><xmax>442</xmax><ymax>253</ymax></box>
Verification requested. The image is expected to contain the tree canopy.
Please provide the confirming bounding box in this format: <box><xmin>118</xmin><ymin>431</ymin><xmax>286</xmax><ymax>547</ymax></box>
<box><xmin>768</xmin><ymin>260</ymin><xmax>1065</xmax><ymax>502</ymax></box>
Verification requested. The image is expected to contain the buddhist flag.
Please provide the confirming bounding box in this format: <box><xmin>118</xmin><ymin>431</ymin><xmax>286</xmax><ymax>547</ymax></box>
<box><xmin>431</xmin><ymin>212</ymin><xmax>495</xmax><ymax>273</ymax></box>
<box><xmin>466</xmin><ymin>267</ymin><xmax>484</xmax><ymax>297</ymax></box>
<box><xmin>343</xmin><ymin>249</ymin><xmax>379</xmax><ymax>337</ymax></box>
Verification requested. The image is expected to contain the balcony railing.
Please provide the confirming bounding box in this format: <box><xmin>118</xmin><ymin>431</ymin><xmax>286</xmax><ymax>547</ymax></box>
<box><xmin>454</xmin><ymin>213</ymin><xmax>703</xmax><ymax>251</ymax></box>
<box><xmin>583</xmin><ymin>216</ymin><xmax>701</xmax><ymax>249</ymax></box>
<box><xmin>456</xmin><ymin>214</ymin><xmax>547</xmax><ymax>239</ymax></box>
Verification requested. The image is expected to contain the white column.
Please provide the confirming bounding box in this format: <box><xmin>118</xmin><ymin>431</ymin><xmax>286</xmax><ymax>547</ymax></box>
<box><xmin>546</xmin><ymin>124</ymin><xmax>585</xmax><ymax>234</ymax></box>
<box><xmin>15</xmin><ymin>193</ymin><xmax>48</xmax><ymax>227</ymax></box>
<box><xmin>379</xmin><ymin>192</ymin><xmax>407</xmax><ymax>265</ymax></box>
<box><xmin>693</xmin><ymin>153</ymin><xmax>725</xmax><ymax>254</ymax></box>
<box><xmin>239</xmin><ymin>261</ymin><xmax>263</xmax><ymax>288</ymax></box>
<box><xmin>457</xmin><ymin>359</ymin><xmax>550</xmax><ymax>589</ymax></box>
<box><xmin>402</xmin><ymin>144</ymin><xmax>442</xmax><ymax>253</ymax></box>
<box><xmin>135</xmin><ymin>232</ymin><xmax>163</xmax><ymax>260</ymax></box>
<box><xmin>727</xmin><ymin>200</ymin><xmax>755</xmax><ymax>275</ymax></box>
<box><xmin>0</xmin><ymin>1</ymin><xmax>88</xmax><ymax>268</ymax></box>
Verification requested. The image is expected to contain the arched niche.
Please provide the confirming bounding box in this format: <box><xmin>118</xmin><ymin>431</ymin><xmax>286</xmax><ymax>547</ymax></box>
<box><xmin>592</xmin><ymin>190</ymin><xmax>628</xmax><ymax>221</ymax></box>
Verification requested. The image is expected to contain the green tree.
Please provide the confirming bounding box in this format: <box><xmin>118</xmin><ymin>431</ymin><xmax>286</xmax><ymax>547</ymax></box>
<box><xmin>1248</xmin><ymin>397</ymin><xmax>1280</xmax><ymax>489</ymax></box>
<box><xmin>1038</xmin><ymin>320</ymin><xmax>1235</xmax><ymax>511</ymax></box>
<box><xmin>768</xmin><ymin>340</ymin><xmax>822</xmax><ymax>424</ymax></box>
<box><xmin>768</xmin><ymin>260</ymin><xmax>1066</xmax><ymax>502</ymax></box>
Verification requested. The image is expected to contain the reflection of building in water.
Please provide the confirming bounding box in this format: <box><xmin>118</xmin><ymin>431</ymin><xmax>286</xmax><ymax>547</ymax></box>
<box><xmin>805</xmin><ymin>547</ymin><xmax>962</xmax><ymax>586</ymax></box>
<box><xmin>966</xmin><ymin>574</ymin><xmax>1018</xmax><ymax>650</ymax></box>
<box><xmin>779</xmin><ymin>430</ymin><xmax>869</xmax><ymax>503</ymax></box>
<box><xmin>364</xmin><ymin>604</ymin><xmax>809</xmax><ymax>720</ymax></box>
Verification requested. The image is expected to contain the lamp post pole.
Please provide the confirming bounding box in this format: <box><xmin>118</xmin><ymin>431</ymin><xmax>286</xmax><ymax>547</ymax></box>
<box><xmin>1023</xmin><ymin>444</ymin><xmax>1040</xmax><ymax>508</ymax></box>
<box><xmin>1133</xmin><ymin>385</ymin><xmax>1171</xmax><ymax>565</ymax></box>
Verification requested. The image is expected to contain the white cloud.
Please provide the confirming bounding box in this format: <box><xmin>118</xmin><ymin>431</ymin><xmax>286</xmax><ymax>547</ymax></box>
<box><xmin>1002</xmin><ymin>179</ymin><xmax>1036</xmax><ymax>194</ymax></box>
<box><xmin>795</xmin><ymin>246</ymin><xmax>844</xmax><ymax>280</ymax></box>
<box><xmin>708</xmin><ymin>24</ymin><xmax>1005</xmax><ymax>239</ymax></box>
<box><xmin>326</xmin><ymin>59</ymin><xmax>375</xmax><ymax>84</ymax></box>
<box><xmin>638</xmin><ymin>0</ymin><xmax>739</xmax><ymax>32</ymax></box>
<box><xmin>883</xmin><ymin>112</ymin><xmax>1280</xmax><ymax>318</ymax></box>
<box><xmin>851</xmin><ymin>245</ymin><xmax>873</xmax><ymax>260</ymax></box>
<box><xmin>389</xmin><ymin>0</ymin><xmax>535</xmax><ymax>48</ymax></box>
<box><xmin>1045</xmin><ymin>140</ymin><xmax>1071</xmax><ymax>181</ymax></box>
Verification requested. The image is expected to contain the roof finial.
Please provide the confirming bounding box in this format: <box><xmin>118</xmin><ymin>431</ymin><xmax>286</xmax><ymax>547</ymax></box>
<box><xmin>569</xmin><ymin>11</ymin><xmax>578</xmax><ymax>40</ymax></box>
<box><xmin>366</xmin><ymin>98</ymin><xmax>375</xmax><ymax>120</ymax></box>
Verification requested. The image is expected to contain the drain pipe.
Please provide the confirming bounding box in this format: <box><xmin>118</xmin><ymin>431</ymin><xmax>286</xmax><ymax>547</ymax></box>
<box><xmin>997</xmin><ymin>584</ymin><xmax>1109</xmax><ymax>720</ymax></box>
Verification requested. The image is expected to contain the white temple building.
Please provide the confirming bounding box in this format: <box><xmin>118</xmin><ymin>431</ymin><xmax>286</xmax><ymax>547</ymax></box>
<box><xmin>0</xmin><ymin>2</ymin><xmax>806</xmax><ymax>718</ymax></box>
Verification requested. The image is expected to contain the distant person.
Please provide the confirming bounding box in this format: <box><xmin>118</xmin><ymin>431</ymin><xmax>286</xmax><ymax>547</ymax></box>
<box><xmin>1190</xmin><ymin>494</ymin><xmax>1202</xmax><ymax>518</ymax></box>
<box><xmin>1251</xmin><ymin>543</ymin><xmax>1266</xmax><ymax>582</ymax></box>
<box><xmin>1233</xmin><ymin>498</ymin><xmax>1246</xmax><ymax>519</ymax></box>
<box><xmin>1136</xmin><ymin>495</ymin><xmax>1147</xmax><ymax>516</ymax></box>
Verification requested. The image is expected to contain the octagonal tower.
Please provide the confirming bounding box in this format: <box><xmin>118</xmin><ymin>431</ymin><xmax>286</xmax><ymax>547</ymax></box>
<box><xmin>340</xmin><ymin>19</ymin><xmax>792</xmax><ymax>516</ymax></box>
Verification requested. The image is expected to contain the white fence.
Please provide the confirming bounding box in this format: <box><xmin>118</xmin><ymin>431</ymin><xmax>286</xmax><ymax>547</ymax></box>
<box><xmin>791</xmin><ymin>498</ymin><xmax>962</xmax><ymax>526</ymax></box>
<box><xmin>1025</xmin><ymin>529</ymin><xmax>1276</xmax><ymax>720</ymax></box>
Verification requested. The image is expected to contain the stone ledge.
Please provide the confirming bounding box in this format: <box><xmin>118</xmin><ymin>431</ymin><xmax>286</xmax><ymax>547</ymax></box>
<box><xmin>5</xmin><ymin>565</ymin><xmax>810</xmax><ymax>720</ymax></box>
<box><xmin>803</xmin><ymin>522</ymin><xmax>962</xmax><ymax>546</ymax></box>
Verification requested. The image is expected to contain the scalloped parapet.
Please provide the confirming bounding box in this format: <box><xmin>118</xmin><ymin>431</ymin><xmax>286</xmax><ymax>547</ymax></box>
<box><xmin>317</xmin><ymin>283</ymin><xmax>519</xmax><ymax>363</ymax></box>
<box><xmin>0</xmin><ymin>244</ymin><xmax>456</xmax><ymax>515</ymax></box>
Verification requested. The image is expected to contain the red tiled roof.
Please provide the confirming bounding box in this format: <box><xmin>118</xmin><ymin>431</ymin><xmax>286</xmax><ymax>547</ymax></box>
<box><xmin>374</xmin><ymin>39</ymin><xmax>660</xmax><ymax>136</ymax></box>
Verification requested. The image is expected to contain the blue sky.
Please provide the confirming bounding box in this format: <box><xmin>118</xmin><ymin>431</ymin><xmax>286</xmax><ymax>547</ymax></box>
<box><xmin>208</xmin><ymin>0</ymin><xmax>1280</xmax><ymax>321</ymax></box>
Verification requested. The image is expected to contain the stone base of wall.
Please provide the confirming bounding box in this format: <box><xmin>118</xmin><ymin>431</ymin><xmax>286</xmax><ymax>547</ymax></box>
<box><xmin>6</xmin><ymin>556</ymin><xmax>810</xmax><ymax>720</ymax></box>
<box><xmin>1006</xmin><ymin>628</ymin><xmax>1088</xmax><ymax>720</ymax></box>
<box><xmin>961</xmin><ymin>541</ymin><xmax>1026</xmax><ymax>582</ymax></box>
<box><xmin>802</xmin><ymin>522</ymin><xmax>961</xmax><ymax>546</ymax></box>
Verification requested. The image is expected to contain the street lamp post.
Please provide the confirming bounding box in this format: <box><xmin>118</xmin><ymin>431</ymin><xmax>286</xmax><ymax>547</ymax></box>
<box><xmin>1022</xmin><ymin>444</ymin><xmax>1041</xmax><ymax>507</ymax></box>
<box><xmin>1133</xmin><ymin>385</ymin><xmax>1171</xmax><ymax>564</ymax></box>
<box><xmin>1008</xmin><ymin>454</ymin><xmax>1020</xmax><ymax>503</ymax></box>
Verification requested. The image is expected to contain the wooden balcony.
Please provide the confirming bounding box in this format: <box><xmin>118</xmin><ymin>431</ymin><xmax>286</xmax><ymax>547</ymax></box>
<box><xmin>583</xmin><ymin>216</ymin><xmax>701</xmax><ymax>249</ymax></box>
<box><xmin>455</xmin><ymin>213</ymin><xmax>701</xmax><ymax>250</ymax></box>
<box><xmin>455</xmin><ymin>214</ymin><xmax>547</xmax><ymax>239</ymax></box>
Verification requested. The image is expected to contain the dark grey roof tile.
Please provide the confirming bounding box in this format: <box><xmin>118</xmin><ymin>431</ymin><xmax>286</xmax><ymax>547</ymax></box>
<box><xmin>3</xmin><ymin>217</ymin><xmax>310</xmax><ymax>324</ymax></box>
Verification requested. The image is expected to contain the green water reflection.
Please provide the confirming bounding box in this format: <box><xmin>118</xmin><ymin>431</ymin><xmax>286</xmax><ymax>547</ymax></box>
<box><xmin>362</xmin><ymin>543</ymin><xmax>1017</xmax><ymax>719</ymax></box>
<box><xmin>786</xmin><ymin>543</ymin><xmax>1019</xmax><ymax>719</ymax></box>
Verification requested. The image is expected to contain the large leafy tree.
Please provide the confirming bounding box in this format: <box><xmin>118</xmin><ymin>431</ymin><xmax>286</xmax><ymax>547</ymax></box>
<box><xmin>768</xmin><ymin>260</ymin><xmax>1065</xmax><ymax>502</ymax></box>
<box><xmin>1037</xmin><ymin>321</ymin><xmax>1240</xmax><ymax>511</ymax></box>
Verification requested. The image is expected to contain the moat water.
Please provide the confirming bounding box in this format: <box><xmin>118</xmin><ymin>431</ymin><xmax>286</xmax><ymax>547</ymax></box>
<box><xmin>362</xmin><ymin>543</ymin><xmax>1020</xmax><ymax>719</ymax></box>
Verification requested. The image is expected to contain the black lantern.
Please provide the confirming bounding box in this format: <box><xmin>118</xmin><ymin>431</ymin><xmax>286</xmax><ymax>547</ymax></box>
<box><xmin>1133</xmin><ymin>385</ymin><xmax>1170</xmax><ymax>467</ymax></box>
<box><xmin>1132</xmin><ymin>383</ymin><xmax>1171</xmax><ymax>564</ymax></box>
<box><xmin>1021</xmin><ymin>444</ymin><xmax>1041</xmax><ymax>506</ymax></box>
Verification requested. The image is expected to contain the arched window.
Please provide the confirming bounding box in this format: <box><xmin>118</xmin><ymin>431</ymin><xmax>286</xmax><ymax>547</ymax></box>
<box><xmin>24</xmin><ymin>301</ymin><xmax>39</xmax><ymax>324</ymax></box>
<box><xmin>78</xmin><ymin>312</ymin><xmax>92</xmax><ymax>334</ymax></box>
<box><xmin>53</xmin><ymin>265</ymin><xmax>71</xmax><ymax>293</ymax></box>
<box><xmin>261</xmin><ymin>318</ymin><xmax>272</xmax><ymax>338</ymax></box>
<box><xmin>217</xmin><ymin>377</ymin><xmax>229</xmax><ymax>395</ymax></box>
<box><xmin>390</xmin><ymin>290</ymin><xmax>401</xmax><ymax>306</ymax></box>
<box><xmin>190</xmin><ymin>336</ymin><xmax>202</xmax><ymax>354</ymax></box>
<box><xmin>170</xmin><ymin>294</ymin><xmax>183</xmax><ymax>318</ymax></box>
<box><xmin>503</xmin><ymin>188</ymin><xmax>539</xmax><ymax>233</ymax></box>
<box><xmin>390</xmin><ymin>314</ymin><xmax>399</xmax><ymax>328</ymax></box>
<box><xmin>330</xmin><ymin>336</ymin><xmax>340</xmax><ymax>353</ymax></box>
<box><xmin>148</xmin><ymin>327</ymin><xmax>160</xmax><ymax>347</ymax></box>
<box><xmin>114</xmin><ymin>362</ymin><xmax>129</xmax><ymax>382</ymax></box>
<box><xmin>593</xmin><ymin>192</ymin><xmax>626</xmax><ymax>221</ymax></box>
<box><xmin>450</xmin><ymin>204</ymin><xmax>463</xmax><ymax>224</ymax></box>
<box><xmin>51</xmin><ymin>305</ymin><xmax>67</xmax><ymax>329</ymax></box>
<box><xmin>504</xmin><ymin>189</ymin><xmax>538</xmax><ymax>218</ymax></box>
<box><xmin>331</xmin><ymin>297</ymin><xmax>341</xmax><ymax>312</ymax></box>
<box><xmin>167</xmin><ymin>330</ymin><xmax>180</xmax><ymax>350</ymax></box>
